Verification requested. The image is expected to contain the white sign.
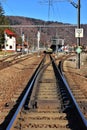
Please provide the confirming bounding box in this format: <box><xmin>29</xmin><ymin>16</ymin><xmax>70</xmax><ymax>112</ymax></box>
<box><xmin>75</xmin><ymin>28</ymin><xmax>83</xmax><ymax>38</ymax></box>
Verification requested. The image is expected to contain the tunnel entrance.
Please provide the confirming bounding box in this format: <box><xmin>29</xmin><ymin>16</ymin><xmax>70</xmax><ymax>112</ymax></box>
<box><xmin>50</xmin><ymin>44</ymin><xmax>63</xmax><ymax>52</ymax></box>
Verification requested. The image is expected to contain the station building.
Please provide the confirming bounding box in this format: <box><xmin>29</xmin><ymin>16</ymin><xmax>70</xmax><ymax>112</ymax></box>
<box><xmin>4</xmin><ymin>29</ymin><xmax>16</xmax><ymax>52</ymax></box>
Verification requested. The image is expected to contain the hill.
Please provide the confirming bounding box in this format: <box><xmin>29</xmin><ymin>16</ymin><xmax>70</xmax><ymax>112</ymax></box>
<box><xmin>7</xmin><ymin>16</ymin><xmax>87</xmax><ymax>47</ymax></box>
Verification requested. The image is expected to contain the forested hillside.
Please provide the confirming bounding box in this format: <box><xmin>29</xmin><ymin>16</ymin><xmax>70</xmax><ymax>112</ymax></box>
<box><xmin>6</xmin><ymin>16</ymin><xmax>87</xmax><ymax>46</ymax></box>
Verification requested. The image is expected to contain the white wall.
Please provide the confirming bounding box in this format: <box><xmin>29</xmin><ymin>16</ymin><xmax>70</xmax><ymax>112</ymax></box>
<box><xmin>5</xmin><ymin>34</ymin><xmax>16</xmax><ymax>51</ymax></box>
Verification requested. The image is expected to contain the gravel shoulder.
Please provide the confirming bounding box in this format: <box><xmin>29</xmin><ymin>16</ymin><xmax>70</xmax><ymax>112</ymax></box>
<box><xmin>63</xmin><ymin>53</ymin><xmax>87</xmax><ymax>96</ymax></box>
<box><xmin>0</xmin><ymin>54</ymin><xmax>43</xmax><ymax>123</ymax></box>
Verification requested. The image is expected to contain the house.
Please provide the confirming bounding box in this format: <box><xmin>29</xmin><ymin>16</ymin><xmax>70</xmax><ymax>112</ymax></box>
<box><xmin>4</xmin><ymin>29</ymin><xmax>16</xmax><ymax>52</ymax></box>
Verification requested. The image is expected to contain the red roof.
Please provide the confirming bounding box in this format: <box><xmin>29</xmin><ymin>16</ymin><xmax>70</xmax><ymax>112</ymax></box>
<box><xmin>4</xmin><ymin>29</ymin><xmax>16</xmax><ymax>36</ymax></box>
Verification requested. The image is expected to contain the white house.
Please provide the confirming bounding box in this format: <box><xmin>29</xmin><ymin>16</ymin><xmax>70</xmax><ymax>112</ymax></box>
<box><xmin>4</xmin><ymin>29</ymin><xmax>16</xmax><ymax>52</ymax></box>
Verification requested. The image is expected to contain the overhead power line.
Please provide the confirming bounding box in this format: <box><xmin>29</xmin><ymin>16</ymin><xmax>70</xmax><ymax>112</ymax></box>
<box><xmin>0</xmin><ymin>24</ymin><xmax>77</xmax><ymax>28</ymax></box>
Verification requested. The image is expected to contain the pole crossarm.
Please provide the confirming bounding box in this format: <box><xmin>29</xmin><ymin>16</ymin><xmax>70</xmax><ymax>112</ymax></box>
<box><xmin>68</xmin><ymin>0</ymin><xmax>78</xmax><ymax>8</ymax></box>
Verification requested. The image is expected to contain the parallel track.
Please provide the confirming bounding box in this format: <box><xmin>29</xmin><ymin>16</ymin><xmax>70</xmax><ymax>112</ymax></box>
<box><xmin>0</xmin><ymin>53</ymin><xmax>37</xmax><ymax>70</ymax></box>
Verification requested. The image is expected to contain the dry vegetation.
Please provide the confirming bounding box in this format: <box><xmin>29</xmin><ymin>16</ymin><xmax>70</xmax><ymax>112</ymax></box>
<box><xmin>7</xmin><ymin>16</ymin><xmax>87</xmax><ymax>46</ymax></box>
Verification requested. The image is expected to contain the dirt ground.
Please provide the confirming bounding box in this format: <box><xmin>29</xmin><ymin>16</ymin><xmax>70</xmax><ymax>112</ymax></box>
<box><xmin>0</xmin><ymin>55</ymin><xmax>42</xmax><ymax>110</ymax></box>
<box><xmin>0</xmin><ymin>53</ymin><xmax>87</xmax><ymax>123</ymax></box>
<box><xmin>63</xmin><ymin>53</ymin><xmax>87</xmax><ymax>95</ymax></box>
<box><xmin>0</xmin><ymin>53</ymin><xmax>87</xmax><ymax>105</ymax></box>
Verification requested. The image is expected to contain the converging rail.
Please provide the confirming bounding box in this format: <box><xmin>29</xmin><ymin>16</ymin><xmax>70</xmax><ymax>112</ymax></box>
<box><xmin>0</xmin><ymin>54</ymin><xmax>87</xmax><ymax>130</ymax></box>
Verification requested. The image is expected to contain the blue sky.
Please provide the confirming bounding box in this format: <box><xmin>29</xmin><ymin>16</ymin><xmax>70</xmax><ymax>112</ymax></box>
<box><xmin>1</xmin><ymin>0</ymin><xmax>87</xmax><ymax>24</ymax></box>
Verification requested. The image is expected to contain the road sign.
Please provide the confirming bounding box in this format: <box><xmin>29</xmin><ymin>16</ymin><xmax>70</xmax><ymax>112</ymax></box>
<box><xmin>76</xmin><ymin>47</ymin><xmax>82</xmax><ymax>53</ymax></box>
<box><xmin>75</xmin><ymin>28</ymin><xmax>83</xmax><ymax>38</ymax></box>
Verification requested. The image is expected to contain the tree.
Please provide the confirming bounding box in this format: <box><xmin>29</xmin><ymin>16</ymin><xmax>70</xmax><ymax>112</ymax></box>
<box><xmin>0</xmin><ymin>2</ymin><xmax>9</xmax><ymax>49</ymax></box>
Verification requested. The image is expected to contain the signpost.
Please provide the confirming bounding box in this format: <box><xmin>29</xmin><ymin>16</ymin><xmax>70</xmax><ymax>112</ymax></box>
<box><xmin>75</xmin><ymin>28</ymin><xmax>83</xmax><ymax>38</ymax></box>
<box><xmin>75</xmin><ymin>27</ymin><xmax>84</xmax><ymax>69</ymax></box>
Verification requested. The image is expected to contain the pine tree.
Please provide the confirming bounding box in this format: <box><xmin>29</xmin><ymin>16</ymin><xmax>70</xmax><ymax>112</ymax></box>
<box><xmin>0</xmin><ymin>2</ymin><xmax>9</xmax><ymax>49</ymax></box>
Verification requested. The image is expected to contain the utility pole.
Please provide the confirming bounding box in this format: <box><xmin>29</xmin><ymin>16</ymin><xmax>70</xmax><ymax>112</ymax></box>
<box><xmin>69</xmin><ymin>0</ymin><xmax>81</xmax><ymax>69</ymax></box>
<box><xmin>21</xmin><ymin>28</ymin><xmax>25</xmax><ymax>55</ymax></box>
<box><xmin>77</xmin><ymin>0</ymin><xmax>80</xmax><ymax>69</ymax></box>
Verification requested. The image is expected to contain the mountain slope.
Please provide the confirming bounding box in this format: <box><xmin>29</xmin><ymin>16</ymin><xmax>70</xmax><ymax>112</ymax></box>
<box><xmin>7</xmin><ymin>16</ymin><xmax>87</xmax><ymax>46</ymax></box>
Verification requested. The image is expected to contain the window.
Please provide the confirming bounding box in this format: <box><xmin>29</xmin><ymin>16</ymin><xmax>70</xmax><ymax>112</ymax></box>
<box><xmin>10</xmin><ymin>46</ymin><xmax>12</xmax><ymax>49</ymax></box>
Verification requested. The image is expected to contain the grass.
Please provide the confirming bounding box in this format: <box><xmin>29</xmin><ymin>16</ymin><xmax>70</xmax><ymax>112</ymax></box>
<box><xmin>0</xmin><ymin>50</ymin><xmax>15</xmax><ymax>56</ymax></box>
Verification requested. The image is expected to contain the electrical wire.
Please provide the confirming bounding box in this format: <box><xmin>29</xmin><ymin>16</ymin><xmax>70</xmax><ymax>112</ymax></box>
<box><xmin>48</xmin><ymin>0</ymin><xmax>59</xmax><ymax>21</ymax></box>
<box><xmin>52</xmin><ymin>3</ymin><xmax>63</xmax><ymax>22</ymax></box>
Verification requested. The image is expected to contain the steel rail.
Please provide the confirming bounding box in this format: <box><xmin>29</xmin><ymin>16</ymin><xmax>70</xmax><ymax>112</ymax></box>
<box><xmin>4</xmin><ymin>55</ymin><xmax>46</xmax><ymax>130</ymax></box>
<box><xmin>51</xmin><ymin>55</ymin><xmax>87</xmax><ymax>130</ymax></box>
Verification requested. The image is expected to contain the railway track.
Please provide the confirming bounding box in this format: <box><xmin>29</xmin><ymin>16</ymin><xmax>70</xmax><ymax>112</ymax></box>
<box><xmin>0</xmin><ymin>52</ymin><xmax>44</xmax><ymax>125</ymax></box>
<box><xmin>0</xmin><ymin>54</ymin><xmax>87</xmax><ymax>130</ymax></box>
<box><xmin>58</xmin><ymin>56</ymin><xmax>87</xmax><ymax>119</ymax></box>
<box><xmin>25</xmin><ymin>55</ymin><xmax>69</xmax><ymax>130</ymax></box>
<box><xmin>0</xmin><ymin>52</ymin><xmax>38</xmax><ymax>70</ymax></box>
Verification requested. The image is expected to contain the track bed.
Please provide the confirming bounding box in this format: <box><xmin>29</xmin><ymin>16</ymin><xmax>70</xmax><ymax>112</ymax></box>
<box><xmin>12</xmin><ymin>55</ymin><xmax>70</xmax><ymax>130</ymax></box>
